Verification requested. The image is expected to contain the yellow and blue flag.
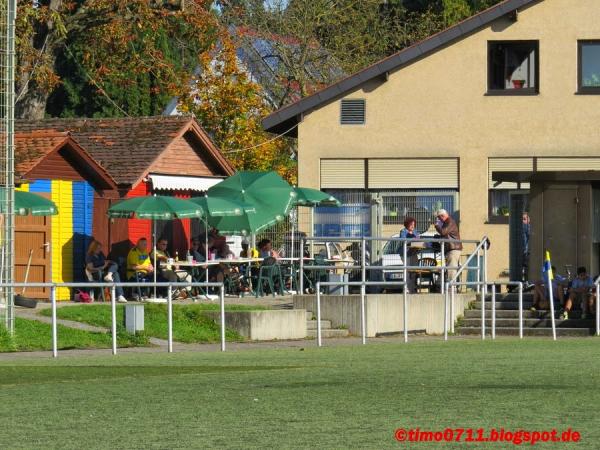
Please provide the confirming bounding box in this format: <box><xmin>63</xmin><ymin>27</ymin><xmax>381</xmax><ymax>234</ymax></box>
<box><xmin>543</xmin><ymin>250</ymin><xmax>553</xmax><ymax>281</ymax></box>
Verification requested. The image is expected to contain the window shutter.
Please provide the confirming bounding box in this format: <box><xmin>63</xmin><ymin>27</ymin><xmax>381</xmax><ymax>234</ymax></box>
<box><xmin>488</xmin><ymin>158</ymin><xmax>533</xmax><ymax>189</ymax></box>
<box><xmin>537</xmin><ymin>157</ymin><xmax>600</xmax><ymax>171</ymax></box>
<box><xmin>368</xmin><ymin>159</ymin><xmax>458</xmax><ymax>189</ymax></box>
<box><xmin>320</xmin><ymin>159</ymin><xmax>365</xmax><ymax>189</ymax></box>
<box><xmin>340</xmin><ymin>99</ymin><xmax>366</xmax><ymax>125</ymax></box>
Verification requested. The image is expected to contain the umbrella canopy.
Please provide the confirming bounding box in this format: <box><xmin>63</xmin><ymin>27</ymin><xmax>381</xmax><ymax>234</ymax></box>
<box><xmin>0</xmin><ymin>188</ymin><xmax>58</xmax><ymax>216</ymax></box>
<box><xmin>107</xmin><ymin>195</ymin><xmax>204</xmax><ymax>220</ymax></box>
<box><xmin>205</xmin><ymin>171</ymin><xmax>295</xmax><ymax>235</ymax></box>
<box><xmin>293</xmin><ymin>187</ymin><xmax>341</xmax><ymax>207</ymax></box>
<box><xmin>189</xmin><ymin>195</ymin><xmax>256</xmax><ymax>217</ymax></box>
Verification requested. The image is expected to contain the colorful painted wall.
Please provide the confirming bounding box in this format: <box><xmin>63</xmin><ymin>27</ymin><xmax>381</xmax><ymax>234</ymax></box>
<box><xmin>19</xmin><ymin>179</ymin><xmax>94</xmax><ymax>300</ymax></box>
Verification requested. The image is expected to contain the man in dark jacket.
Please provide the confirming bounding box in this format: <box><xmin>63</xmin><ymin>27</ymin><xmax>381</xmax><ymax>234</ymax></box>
<box><xmin>435</xmin><ymin>209</ymin><xmax>462</xmax><ymax>282</ymax></box>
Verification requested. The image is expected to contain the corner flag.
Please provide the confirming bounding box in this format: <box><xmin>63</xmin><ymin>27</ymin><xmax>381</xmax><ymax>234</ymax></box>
<box><xmin>543</xmin><ymin>250</ymin><xmax>553</xmax><ymax>281</ymax></box>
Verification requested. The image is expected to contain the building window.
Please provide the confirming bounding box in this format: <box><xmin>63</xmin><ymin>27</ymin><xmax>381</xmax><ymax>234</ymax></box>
<box><xmin>340</xmin><ymin>99</ymin><xmax>366</xmax><ymax>125</ymax></box>
<box><xmin>489</xmin><ymin>189</ymin><xmax>529</xmax><ymax>223</ymax></box>
<box><xmin>578</xmin><ymin>41</ymin><xmax>600</xmax><ymax>94</ymax></box>
<box><xmin>381</xmin><ymin>190</ymin><xmax>457</xmax><ymax>232</ymax></box>
<box><xmin>487</xmin><ymin>41</ymin><xmax>539</xmax><ymax>95</ymax></box>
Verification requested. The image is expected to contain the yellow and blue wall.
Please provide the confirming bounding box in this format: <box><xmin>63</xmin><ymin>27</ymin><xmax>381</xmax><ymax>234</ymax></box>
<box><xmin>18</xmin><ymin>180</ymin><xmax>94</xmax><ymax>300</ymax></box>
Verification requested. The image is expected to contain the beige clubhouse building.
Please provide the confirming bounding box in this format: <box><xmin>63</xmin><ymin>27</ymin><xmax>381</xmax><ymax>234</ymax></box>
<box><xmin>263</xmin><ymin>0</ymin><xmax>600</xmax><ymax>281</ymax></box>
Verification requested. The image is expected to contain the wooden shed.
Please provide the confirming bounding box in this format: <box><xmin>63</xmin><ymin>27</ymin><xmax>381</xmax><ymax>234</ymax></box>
<box><xmin>15</xmin><ymin>116</ymin><xmax>234</xmax><ymax>299</ymax></box>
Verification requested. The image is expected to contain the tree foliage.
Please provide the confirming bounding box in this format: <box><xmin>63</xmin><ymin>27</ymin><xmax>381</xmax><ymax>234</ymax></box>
<box><xmin>179</xmin><ymin>34</ymin><xmax>296</xmax><ymax>183</ymax></box>
<box><xmin>15</xmin><ymin>0</ymin><xmax>219</xmax><ymax>119</ymax></box>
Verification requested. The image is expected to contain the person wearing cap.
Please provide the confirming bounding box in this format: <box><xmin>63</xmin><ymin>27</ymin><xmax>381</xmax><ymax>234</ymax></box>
<box><xmin>434</xmin><ymin>209</ymin><xmax>462</xmax><ymax>282</ymax></box>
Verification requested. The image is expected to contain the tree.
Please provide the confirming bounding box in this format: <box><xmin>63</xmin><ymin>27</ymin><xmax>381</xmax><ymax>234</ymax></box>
<box><xmin>15</xmin><ymin>0</ymin><xmax>219</xmax><ymax>119</ymax></box>
<box><xmin>179</xmin><ymin>34</ymin><xmax>296</xmax><ymax>183</ymax></box>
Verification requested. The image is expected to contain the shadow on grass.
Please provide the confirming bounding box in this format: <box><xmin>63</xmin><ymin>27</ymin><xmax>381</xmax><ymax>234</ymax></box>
<box><xmin>0</xmin><ymin>365</ymin><xmax>300</xmax><ymax>386</ymax></box>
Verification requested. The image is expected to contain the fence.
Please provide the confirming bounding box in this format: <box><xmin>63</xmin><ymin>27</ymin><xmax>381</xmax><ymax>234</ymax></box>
<box><xmin>298</xmin><ymin>235</ymin><xmax>488</xmax><ymax>296</ymax></box>
<box><xmin>0</xmin><ymin>281</ymin><xmax>225</xmax><ymax>357</ymax></box>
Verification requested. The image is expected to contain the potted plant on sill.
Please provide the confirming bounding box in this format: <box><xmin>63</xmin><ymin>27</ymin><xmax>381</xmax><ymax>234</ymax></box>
<box><xmin>512</xmin><ymin>79</ymin><xmax>526</xmax><ymax>89</ymax></box>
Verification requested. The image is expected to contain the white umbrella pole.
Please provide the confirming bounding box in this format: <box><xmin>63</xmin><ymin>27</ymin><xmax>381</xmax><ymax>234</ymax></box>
<box><xmin>310</xmin><ymin>208</ymin><xmax>315</xmax><ymax>257</ymax></box>
<box><xmin>205</xmin><ymin>219</ymin><xmax>209</xmax><ymax>285</ymax></box>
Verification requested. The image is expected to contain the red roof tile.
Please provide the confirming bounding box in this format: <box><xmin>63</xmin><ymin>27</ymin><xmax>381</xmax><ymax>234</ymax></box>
<box><xmin>15</xmin><ymin>116</ymin><xmax>230</xmax><ymax>186</ymax></box>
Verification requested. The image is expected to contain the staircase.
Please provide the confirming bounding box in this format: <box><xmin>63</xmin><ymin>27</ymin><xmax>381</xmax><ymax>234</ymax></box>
<box><xmin>305</xmin><ymin>311</ymin><xmax>349</xmax><ymax>338</ymax></box>
<box><xmin>457</xmin><ymin>292</ymin><xmax>596</xmax><ymax>337</ymax></box>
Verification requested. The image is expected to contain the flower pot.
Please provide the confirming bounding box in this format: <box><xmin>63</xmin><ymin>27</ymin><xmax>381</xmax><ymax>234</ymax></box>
<box><xmin>512</xmin><ymin>80</ymin><xmax>526</xmax><ymax>89</ymax></box>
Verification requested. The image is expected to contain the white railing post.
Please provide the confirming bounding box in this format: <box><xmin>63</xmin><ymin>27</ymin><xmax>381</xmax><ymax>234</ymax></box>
<box><xmin>111</xmin><ymin>284</ymin><xmax>117</xmax><ymax>355</ymax></box>
<box><xmin>481</xmin><ymin>287</ymin><xmax>485</xmax><ymax>340</ymax></box>
<box><xmin>51</xmin><ymin>285</ymin><xmax>58</xmax><ymax>358</ymax></box>
<box><xmin>483</xmin><ymin>242</ymin><xmax>488</xmax><ymax>296</ymax></box>
<box><xmin>316</xmin><ymin>282</ymin><xmax>322</xmax><ymax>347</ymax></box>
<box><xmin>299</xmin><ymin>237</ymin><xmax>304</xmax><ymax>294</ymax></box>
<box><xmin>491</xmin><ymin>283</ymin><xmax>496</xmax><ymax>340</ymax></box>
<box><xmin>360</xmin><ymin>286</ymin><xmax>366</xmax><ymax>345</ymax></box>
<box><xmin>476</xmin><ymin>247</ymin><xmax>481</xmax><ymax>294</ymax></box>
<box><xmin>403</xmin><ymin>240</ymin><xmax>408</xmax><ymax>343</ymax></box>
<box><xmin>220</xmin><ymin>284</ymin><xmax>226</xmax><ymax>352</ymax></box>
<box><xmin>444</xmin><ymin>282</ymin><xmax>449</xmax><ymax>341</ymax></box>
<box><xmin>440</xmin><ymin>244</ymin><xmax>445</xmax><ymax>295</ymax></box>
<box><xmin>167</xmin><ymin>284</ymin><xmax>173</xmax><ymax>353</ymax></box>
<box><xmin>450</xmin><ymin>284</ymin><xmax>455</xmax><ymax>334</ymax></box>
<box><xmin>596</xmin><ymin>282</ymin><xmax>600</xmax><ymax>337</ymax></box>
<box><xmin>518</xmin><ymin>282</ymin><xmax>524</xmax><ymax>339</ymax></box>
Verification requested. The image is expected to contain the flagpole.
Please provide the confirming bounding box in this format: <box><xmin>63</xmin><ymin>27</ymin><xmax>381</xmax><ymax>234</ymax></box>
<box><xmin>545</xmin><ymin>250</ymin><xmax>557</xmax><ymax>341</ymax></box>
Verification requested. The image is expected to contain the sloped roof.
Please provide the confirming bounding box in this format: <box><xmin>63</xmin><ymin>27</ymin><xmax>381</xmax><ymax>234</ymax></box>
<box><xmin>15</xmin><ymin>130</ymin><xmax>118</xmax><ymax>188</ymax></box>
<box><xmin>262</xmin><ymin>0</ymin><xmax>541</xmax><ymax>136</ymax></box>
<box><xmin>15</xmin><ymin>131</ymin><xmax>70</xmax><ymax>176</ymax></box>
<box><xmin>15</xmin><ymin>116</ymin><xmax>233</xmax><ymax>186</ymax></box>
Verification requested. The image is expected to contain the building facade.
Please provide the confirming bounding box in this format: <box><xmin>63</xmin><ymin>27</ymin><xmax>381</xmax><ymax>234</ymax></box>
<box><xmin>263</xmin><ymin>0</ymin><xmax>600</xmax><ymax>281</ymax></box>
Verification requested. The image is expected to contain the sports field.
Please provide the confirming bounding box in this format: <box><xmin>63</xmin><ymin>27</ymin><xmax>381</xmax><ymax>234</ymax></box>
<box><xmin>0</xmin><ymin>338</ymin><xmax>598</xmax><ymax>449</ymax></box>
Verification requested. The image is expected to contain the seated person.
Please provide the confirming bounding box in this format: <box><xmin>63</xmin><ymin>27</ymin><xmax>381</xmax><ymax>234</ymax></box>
<box><xmin>127</xmin><ymin>237</ymin><xmax>154</xmax><ymax>298</ymax></box>
<box><xmin>151</xmin><ymin>237</ymin><xmax>190</xmax><ymax>298</ymax></box>
<box><xmin>85</xmin><ymin>240</ymin><xmax>127</xmax><ymax>303</ymax></box>
<box><xmin>531</xmin><ymin>266</ymin><xmax>565</xmax><ymax>311</ymax></box>
<box><xmin>240</xmin><ymin>239</ymin><xmax>259</xmax><ymax>258</ymax></box>
<box><xmin>562</xmin><ymin>266</ymin><xmax>594</xmax><ymax>320</ymax></box>
<box><xmin>258</xmin><ymin>239</ymin><xmax>280</xmax><ymax>260</ymax></box>
<box><xmin>188</xmin><ymin>238</ymin><xmax>206</xmax><ymax>263</ymax></box>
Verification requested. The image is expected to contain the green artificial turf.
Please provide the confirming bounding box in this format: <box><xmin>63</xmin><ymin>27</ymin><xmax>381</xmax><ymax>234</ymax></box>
<box><xmin>0</xmin><ymin>338</ymin><xmax>598</xmax><ymax>448</ymax></box>
<box><xmin>40</xmin><ymin>303</ymin><xmax>265</xmax><ymax>343</ymax></box>
<box><xmin>0</xmin><ymin>318</ymin><xmax>147</xmax><ymax>352</ymax></box>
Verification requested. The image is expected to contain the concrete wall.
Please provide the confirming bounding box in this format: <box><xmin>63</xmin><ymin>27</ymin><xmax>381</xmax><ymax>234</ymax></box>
<box><xmin>294</xmin><ymin>293</ymin><xmax>474</xmax><ymax>337</ymax></box>
<box><xmin>295</xmin><ymin>0</ymin><xmax>600</xmax><ymax>281</ymax></box>
<box><xmin>205</xmin><ymin>310</ymin><xmax>307</xmax><ymax>341</ymax></box>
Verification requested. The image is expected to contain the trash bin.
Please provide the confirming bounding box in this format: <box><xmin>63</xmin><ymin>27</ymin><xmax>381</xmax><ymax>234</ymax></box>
<box><xmin>327</xmin><ymin>273</ymin><xmax>349</xmax><ymax>295</ymax></box>
<box><xmin>125</xmin><ymin>304</ymin><xmax>144</xmax><ymax>334</ymax></box>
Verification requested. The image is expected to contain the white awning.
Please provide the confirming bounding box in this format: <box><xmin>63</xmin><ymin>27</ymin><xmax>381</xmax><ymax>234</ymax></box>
<box><xmin>148</xmin><ymin>174</ymin><xmax>223</xmax><ymax>192</ymax></box>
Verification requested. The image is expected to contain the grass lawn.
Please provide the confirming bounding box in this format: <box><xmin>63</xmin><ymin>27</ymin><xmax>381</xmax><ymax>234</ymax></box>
<box><xmin>40</xmin><ymin>303</ymin><xmax>266</xmax><ymax>343</ymax></box>
<box><xmin>0</xmin><ymin>338</ymin><xmax>599</xmax><ymax>448</ymax></box>
<box><xmin>0</xmin><ymin>318</ymin><xmax>147</xmax><ymax>352</ymax></box>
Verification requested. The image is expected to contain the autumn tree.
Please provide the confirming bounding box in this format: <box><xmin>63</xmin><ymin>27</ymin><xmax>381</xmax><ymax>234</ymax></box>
<box><xmin>179</xmin><ymin>35</ymin><xmax>296</xmax><ymax>183</ymax></box>
<box><xmin>15</xmin><ymin>0</ymin><xmax>219</xmax><ymax>119</ymax></box>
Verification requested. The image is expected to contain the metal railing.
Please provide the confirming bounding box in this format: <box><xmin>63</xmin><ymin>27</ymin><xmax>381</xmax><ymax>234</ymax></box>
<box><xmin>0</xmin><ymin>281</ymin><xmax>226</xmax><ymax>357</ymax></box>
<box><xmin>299</xmin><ymin>236</ymin><xmax>487</xmax><ymax>295</ymax></box>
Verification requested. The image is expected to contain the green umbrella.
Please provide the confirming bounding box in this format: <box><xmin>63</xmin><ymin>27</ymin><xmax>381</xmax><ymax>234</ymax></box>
<box><xmin>108</xmin><ymin>195</ymin><xmax>204</xmax><ymax>300</ymax></box>
<box><xmin>107</xmin><ymin>195</ymin><xmax>204</xmax><ymax>220</ymax></box>
<box><xmin>189</xmin><ymin>196</ymin><xmax>256</xmax><ymax>217</ymax></box>
<box><xmin>0</xmin><ymin>188</ymin><xmax>58</xmax><ymax>216</ymax></box>
<box><xmin>206</xmin><ymin>171</ymin><xmax>296</xmax><ymax>235</ymax></box>
<box><xmin>293</xmin><ymin>187</ymin><xmax>341</xmax><ymax>207</ymax></box>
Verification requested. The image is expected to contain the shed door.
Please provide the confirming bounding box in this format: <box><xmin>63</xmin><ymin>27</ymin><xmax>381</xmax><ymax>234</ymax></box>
<box><xmin>15</xmin><ymin>213</ymin><xmax>51</xmax><ymax>299</ymax></box>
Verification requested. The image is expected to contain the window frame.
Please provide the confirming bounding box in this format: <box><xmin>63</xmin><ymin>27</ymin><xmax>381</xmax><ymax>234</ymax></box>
<box><xmin>577</xmin><ymin>40</ymin><xmax>600</xmax><ymax>95</ymax></box>
<box><xmin>488</xmin><ymin>188</ymin><xmax>529</xmax><ymax>224</ymax></box>
<box><xmin>486</xmin><ymin>40</ymin><xmax>540</xmax><ymax>96</ymax></box>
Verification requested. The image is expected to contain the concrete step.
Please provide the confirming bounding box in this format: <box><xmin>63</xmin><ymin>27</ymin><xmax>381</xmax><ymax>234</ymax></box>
<box><xmin>464</xmin><ymin>310</ymin><xmax>591</xmax><ymax>319</ymax></box>
<box><xmin>306</xmin><ymin>311</ymin><xmax>315</xmax><ymax>320</ymax></box>
<box><xmin>306</xmin><ymin>320</ymin><xmax>332</xmax><ymax>330</ymax></box>
<box><xmin>484</xmin><ymin>293</ymin><xmax>534</xmax><ymax>302</ymax></box>
<box><xmin>471</xmin><ymin>301</ymin><xmax>534</xmax><ymax>310</ymax></box>
<box><xmin>461</xmin><ymin>318</ymin><xmax>596</xmax><ymax>329</ymax></box>
<box><xmin>458</xmin><ymin>327</ymin><xmax>592</xmax><ymax>337</ymax></box>
<box><xmin>307</xmin><ymin>328</ymin><xmax>349</xmax><ymax>338</ymax></box>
